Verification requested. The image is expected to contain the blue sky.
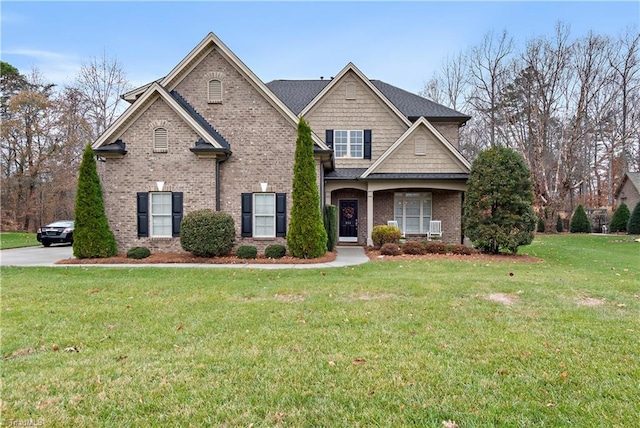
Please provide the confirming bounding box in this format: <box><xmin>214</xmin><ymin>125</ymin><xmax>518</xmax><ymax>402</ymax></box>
<box><xmin>1</xmin><ymin>1</ymin><xmax>638</xmax><ymax>94</ymax></box>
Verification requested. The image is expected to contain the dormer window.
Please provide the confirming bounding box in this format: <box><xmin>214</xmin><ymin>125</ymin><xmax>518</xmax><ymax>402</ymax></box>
<box><xmin>153</xmin><ymin>127</ymin><xmax>168</xmax><ymax>153</ymax></box>
<box><xmin>208</xmin><ymin>79</ymin><xmax>222</xmax><ymax>103</ymax></box>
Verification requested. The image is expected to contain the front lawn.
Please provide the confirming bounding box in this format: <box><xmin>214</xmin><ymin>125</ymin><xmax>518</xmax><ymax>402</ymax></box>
<box><xmin>1</xmin><ymin>235</ymin><xmax>638</xmax><ymax>426</ymax></box>
<box><xmin>0</xmin><ymin>232</ymin><xmax>39</xmax><ymax>250</ymax></box>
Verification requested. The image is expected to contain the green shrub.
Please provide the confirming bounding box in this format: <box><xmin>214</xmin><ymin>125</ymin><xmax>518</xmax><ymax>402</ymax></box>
<box><xmin>462</xmin><ymin>146</ymin><xmax>536</xmax><ymax>254</ymax></box>
<box><xmin>73</xmin><ymin>144</ymin><xmax>118</xmax><ymax>259</ymax></box>
<box><xmin>236</xmin><ymin>245</ymin><xmax>258</xmax><ymax>259</ymax></box>
<box><xmin>537</xmin><ymin>216</ymin><xmax>545</xmax><ymax>232</ymax></box>
<box><xmin>570</xmin><ymin>205</ymin><xmax>592</xmax><ymax>233</ymax></box>
<box><xmin>628</xmin><ymin>202</ymin><xmax>640</xmax><ymax>234</ymax></box>
<box><xmin>556</xmin><ymin>215</ymin><xmax>564</xmax><ymax>233</ymax></box>
<box><xmin>424</xmin><ymin>241</ymin><xmax>447</xmax><ymax>254</ymax></box>
<box><xmin>371</xmin><ymin>225</ymin><xmax>402</xmax><ymax>249</ymax></box>
<box><xmin>323</xmin><ymin>204</ymin><xmax>338</xmax><ymax>252</ymax></box>
<box><xmin>609</xmin><ymin>203</ymin><xmax>630</xmax><ymax>233</ymax></box>
<box><xmin>126</xmin><ymin>247</ymin><xmax>151</xmax><ymax>259</ymax></box>
<box><xmin>265</xmin><ymin>244</ymin><xmax>287</xmax><ymax>259</ymax></box>
<box><xmin>180</xmin><ymin>210</ymin><xmax>235</xmax><ymax>257</ymax></box>
<box><xmin>287</xmin><ymin>118</ymin><xmax>327</xmax><ymax>258</ymax></box>
<box><xmin>380</xmin><ymin>243</ymin><xmax>402</xmax><ymax>256</ymax></box>
<box><xmin>402</xmin><ymin>241</ymin><xmax>426</xmax><ymax>255</ymax></box>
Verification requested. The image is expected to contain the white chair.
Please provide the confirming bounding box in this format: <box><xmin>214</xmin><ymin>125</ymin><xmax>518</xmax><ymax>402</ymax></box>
<box><xmin>428</xmin><ymin>220</ymin><xmax>442</xmax><ymax>240</ymax></box>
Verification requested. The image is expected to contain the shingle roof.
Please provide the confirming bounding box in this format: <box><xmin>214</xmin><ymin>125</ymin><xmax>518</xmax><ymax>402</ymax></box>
<box><xmin>169</xmin><ymin>90</ymin><xmax>230</xmax><ymax>150</ymax></box>
<box><xmin>266</xmin><ymin>79</ymin><xmax>470</xmax><ymax>122</ymax></box>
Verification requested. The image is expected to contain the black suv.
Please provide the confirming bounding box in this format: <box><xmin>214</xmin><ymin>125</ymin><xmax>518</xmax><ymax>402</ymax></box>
<box><xmin>37</xmin><ymin>220</ymin><xmax>74</xmax><ymax>247</ymax></box>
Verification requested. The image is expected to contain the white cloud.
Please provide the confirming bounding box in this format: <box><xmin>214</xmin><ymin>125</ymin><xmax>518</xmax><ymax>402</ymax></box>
<box><xmin>1</xmin><ymin>48</ymin><xmax>81</xmax><ymax>87</ymax></box>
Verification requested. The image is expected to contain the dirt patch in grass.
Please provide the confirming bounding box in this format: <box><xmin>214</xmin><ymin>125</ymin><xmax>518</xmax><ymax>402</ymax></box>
<box><xmin>365</xmin><ymin>248</ymin><xmax>541</xmax><ymax>263</ymax></box>
<box><xmin>575</xmin><ymin>296</ymin><xmax>606</xmax><ymax>306</ymax></box>
<box><xmin>57</xmin><ymin>251</ymin><xmax>337</xmax><ymax>265</ymax></box>
<box><xmin>482</xmin><ymin>293</ymin><xmax>518</xmax><ymax>306</ymax></box>
<box><xmin>274</xmin><ymin>293</ymin><xmax>306</xmax><ymax>303</ymax></box>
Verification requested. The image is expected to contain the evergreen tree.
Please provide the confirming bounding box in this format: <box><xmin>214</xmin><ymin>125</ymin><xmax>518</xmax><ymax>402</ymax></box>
<box><xmin>608</xmin><ymin>203</ymin><xmax>630</xmax><ymax>233</ymax></box>
<box><xmin>73</xmin><ymin>143</ymin><xmax>118</xmax><ymax>258</ymax></box>
<box><xmin>556</xmin><ymin>215</ymin><xmax>564</xmax><ymax>233</ymax></box>
<box><xmin>462</xmin><ymin>146</ymin><xmax>536</xmax><ymax>254</ymax></box>
<box><xmin>287</xmin><ymin>118</ymin><xmax>327</xmax><ymax>258</ymax></box>
<box><xmin>569</xmin><ymin>205</ymin><xmax>592</xmax><ymax>233</ymax></box>
<box><xmin>627</xmin><ymin>202</ymin><xmax>640</xmax><ymax>235</ymax></box>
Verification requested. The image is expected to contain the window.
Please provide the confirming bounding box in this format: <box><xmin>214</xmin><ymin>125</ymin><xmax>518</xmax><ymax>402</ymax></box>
<box><xmin>136</xmin><ymin>192</ymin><xmax>183</xmax><ymax>238</ymax></box>
<box><xmin>208</xmin><ymin>79</ymin><xmax>222</xmax><ymax>103</ymax></box>
<box><xmin>334</xmin><ymin>130</ymin><xmax>363</xmax><ymax>158</ymax></box>
<box><xmin>154</xmin><ymin>127</ymin><xmax>168</xmax><ymax>153</ymax></box>
<box><xmin>394</xmin><ymin>192</ymin><xmax>432</xmax><ymax>235</ymax></box>
<box><xmin>254</xmin><ymin>193</ymin><xmax>276</xmax><ymax>237</ymax></box>
<box><xmin>241</xmin><ymin>193</ymin><xmax>287</xmax><ymax>238</ymax></box>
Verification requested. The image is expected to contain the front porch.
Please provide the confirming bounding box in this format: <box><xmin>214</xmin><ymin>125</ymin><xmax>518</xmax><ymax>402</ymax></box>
<box><xmin>325</xmin><ymin>180</ymin><xmax>466</xmax><ymax>246</ymax></box>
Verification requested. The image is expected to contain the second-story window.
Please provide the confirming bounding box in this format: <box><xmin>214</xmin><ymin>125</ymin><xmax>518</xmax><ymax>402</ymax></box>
<box><xmin>334</xmin><ymin>130</ymin><xmax>363</xmax><ymax>158</ymax></box>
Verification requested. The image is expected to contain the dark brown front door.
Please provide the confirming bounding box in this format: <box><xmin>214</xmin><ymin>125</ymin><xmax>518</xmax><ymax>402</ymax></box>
<box><xmin>339</xmin><ymin>200</ymin><xmax>358</xmax><ymax>242</ymax></box>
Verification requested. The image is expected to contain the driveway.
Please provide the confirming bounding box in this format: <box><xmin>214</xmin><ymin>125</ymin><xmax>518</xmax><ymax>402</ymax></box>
<box><xmin>0</xmin><ymin>244</ymin><xmax>73</xmax><ymax>267</ymax></box>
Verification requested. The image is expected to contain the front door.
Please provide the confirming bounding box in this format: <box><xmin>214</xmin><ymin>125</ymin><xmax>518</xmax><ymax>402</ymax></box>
<box><xmin>339</xmin><ymin>200</ymin><xmax>358</xmax><ymax>242</ymax></box>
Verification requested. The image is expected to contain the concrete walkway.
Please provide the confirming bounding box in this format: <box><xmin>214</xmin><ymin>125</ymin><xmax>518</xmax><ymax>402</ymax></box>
<box><xmin>0</xmin><ymin>245</ymin><xmax>370</xmax><ymax>269</ymax></box>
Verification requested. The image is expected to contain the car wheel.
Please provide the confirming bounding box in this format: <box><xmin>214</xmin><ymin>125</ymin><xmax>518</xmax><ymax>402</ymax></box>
<box><xmin>43</xmin><ymin>242</ymin><xmax>51</xmax><ymax>247</ymax></box>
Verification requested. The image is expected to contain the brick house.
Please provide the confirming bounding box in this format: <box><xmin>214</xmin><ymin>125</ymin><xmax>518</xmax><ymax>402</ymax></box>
<box><xmin>93</xmin><ymin>32</ymin><xmax>471</xmax><ymax>253</ymax></box>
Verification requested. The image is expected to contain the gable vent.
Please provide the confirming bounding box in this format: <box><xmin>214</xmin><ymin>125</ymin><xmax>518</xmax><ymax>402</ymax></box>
<box><xmin>415</xmin><ymin>136</ymin><xmax>427</xmax><ymax>156</ymax></box>
<box><xmin>154</xmin><ymin>127</ymin><xmax>168</xmax><ymax>153</ymax></box>
<box><xmin>346</xmin><ymin>82</ymin><xmax>356</xmax><ymax>100</ymax></box>
<box><xmin>208</xmin><ymin>79</ymin><xmax>222</xmax><ymax>103</ymax></box>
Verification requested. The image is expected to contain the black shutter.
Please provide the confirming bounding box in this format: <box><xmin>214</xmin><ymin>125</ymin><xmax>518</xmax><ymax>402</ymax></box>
<box><xmin>276</xmin><ymin>193</ymin><xmax>286</xmax><ymax>237</ymax></box>
<box><xmin>137</xmin><ymin>192</ymin><xmax>149</xmax><ymax>238</ymax></box>
<box><xmin>241</xmin><ymin>193</ymin><xmax>252</xmax><ymax>237</ymax></box>
<box><xmin>325</xmin><ymin>130</ymin><xmax>334</xmax><ymax>150</ymax></box>
<box><xmin>364</xmin><ymin>129</ymin><xmax>372</xmax><ymax>159</ymax></box>
<box><xmin>172</xmin><ymin>192</ymin><xmax>183</xmax><ymax>237</ymax></box>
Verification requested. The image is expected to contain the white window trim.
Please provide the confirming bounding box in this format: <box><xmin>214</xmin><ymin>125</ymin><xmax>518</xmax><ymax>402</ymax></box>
<box><xmin>253</xmin><ymin>193</ymin><xmax>276</xmax><ymax>238</ymax></box>
<box><xmin>394</xmin><ymin>192</ymin><xmax>433</xmax><ymax>235</ymax></box>
<box><xmin>153</xmin><ymin>127</ymin><xmax>168</xmax><ymax>153</ymax></box>
<box><xmin>334</xmin><ymin>130</ymin><xmax>363</xmax><ymax>159</ymax></box>
<box><xmin>150</xmin><ymin>192</ymin><xmax>172</xmax><ymax>238</ymax></box>
<box><xmin>208</xmin><ymin>79</ymin><xmax>222</xmax><ymax>103</ymax></box>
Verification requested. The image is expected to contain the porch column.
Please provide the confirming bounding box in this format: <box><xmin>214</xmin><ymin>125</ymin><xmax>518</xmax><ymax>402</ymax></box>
<box><xmin>367</xmin><ymin>189</ymin><xmax>374</xmax><ymax>246</ymax></box>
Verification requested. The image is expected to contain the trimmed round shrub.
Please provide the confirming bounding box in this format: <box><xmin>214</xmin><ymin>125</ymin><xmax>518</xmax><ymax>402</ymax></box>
<box><xmin>570</xmin><ymin>205</ymin><xmax>592</xmax><ymax>233</ymax></box>
<box><xmin>424</xmin><ymin>241</ymin><xmax>447</xmax><ymax>254</ymax></box>
<box><xmin>180</xmin><ymin>210</ymin><xmax>236</xmax><ymax>257</ymax></box>
<box><xmin>371</xmin><ymin>225</ymin><xmax>402</xmax><ymax>249</ymax></box>
<box><xmin>609</xmin><ymin>203</ymin><xmax>630</xmax><ymax>233</ymax></box>
<box><xmin>402</xmin><ymin>240</ymin><xmax>427</xmax><ymax>255</ymax></box>
<box><xmin>265</xmin><ymin>244</ymin><xmax>287</xmax><ymax>259</ymax></box>
<box><xmin>450</xmin><ymin>244</ymin><xmax>473</xmax><ymax>255</ymax></box>
<box><xmin>236</xmin><ymin>245</ymin><xmax>258</xmax><ymax>259</ymax></box>
<box><xmin>628</xmin><ymin>201</ymin><xmax>640</xmax><ymax>234</ymax></box>
<box><xmin>126</xmin><ymin>246</ymin><xmax>151</xmax><ymax>259</ymax></box>
<box><xmin>380</xmin><ymin>243</ymin><xmax>402</xmax><ymax>256</ymax></box>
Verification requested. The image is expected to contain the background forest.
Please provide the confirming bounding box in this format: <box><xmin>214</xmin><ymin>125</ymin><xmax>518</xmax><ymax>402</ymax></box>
<box><xmin>1</xmin><ymin>23</ymin><xmax>638</xmax><ymax>232</ymax></box>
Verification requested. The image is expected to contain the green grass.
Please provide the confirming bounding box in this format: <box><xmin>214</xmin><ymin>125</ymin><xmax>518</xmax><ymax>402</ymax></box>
<box><xmin>1</xmin><ymin>234</ymin><xmax>638</xmax><ymax>426</ymax></box>
<box><xmin>0</xmin><ymin>232</ymin><xmax>39</xmax><ymax>249</ymax></box>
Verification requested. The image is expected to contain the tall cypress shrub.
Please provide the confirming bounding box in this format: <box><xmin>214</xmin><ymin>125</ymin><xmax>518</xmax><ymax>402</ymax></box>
<box><xmin>323</xmin><ymin>204</ymin><xmax>338</xmax><ymax>252</ymax></box>
<box><xmin>608</xmin><ymin>203</ymin><xmax>630</xmax><ymax>233</ymax></box>
<box><xmin>628</xmin><ymin>202</ymin><xmax>640</xmax><ymax>234</ymax></box>
<box><xmin>569</xmin><ymin>205</ymin><xmax>592</xmax><ymax>233</ymax></box>
<box><xmin>287</xmin><ymin>118</ymin><xmax>327</xmax><ymax>258</ymax></box>
<box><xmin>556</xmin><ymin>215</ymin><xmax>564</xmax><ymax>233</ymax></box>
<box><xmin>73</xmin><ymin>144</ymin><xmax>118</xmax><ymax>258</ymax></box>
<box><xmin>462</xmin><ymin>146</ymin><xmax>536</xmax><ymax>254</ymax></box>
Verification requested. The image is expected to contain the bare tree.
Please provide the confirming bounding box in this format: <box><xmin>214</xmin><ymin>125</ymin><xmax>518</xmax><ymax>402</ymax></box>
<box><xmin>75</xmin><ymin>51</ymin><xmax>131</xmax><ymax>140</ymax></box>
<box><xmin>467</xmin><ymin>30</ymin><xmax>514</xmax><ymax>146</ymax></box>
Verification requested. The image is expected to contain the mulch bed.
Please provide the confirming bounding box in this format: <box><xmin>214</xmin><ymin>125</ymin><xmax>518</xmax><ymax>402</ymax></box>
<box><xmin>365</xmin><ymin>248</ymin><xmax>542</xmax><ymax>263</ymax></box>
<box><xmin>56</xmin><ymin>251</ymin><xmax>337</xmax><ymax>265</ymax></box>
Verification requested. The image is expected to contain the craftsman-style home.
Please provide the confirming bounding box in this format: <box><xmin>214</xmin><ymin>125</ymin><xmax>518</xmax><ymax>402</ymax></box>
<box><xmin>93</xmin><ymin>32</ymin><xmax>471</xmax><ymax>252</ymax></box>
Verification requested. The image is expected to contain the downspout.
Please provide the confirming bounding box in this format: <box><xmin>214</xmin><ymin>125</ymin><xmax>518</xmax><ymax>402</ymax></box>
<box><xmin>215</xmin><ymin>152</ymin><xmax>231</xmax><ymax>211</ymax></box>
